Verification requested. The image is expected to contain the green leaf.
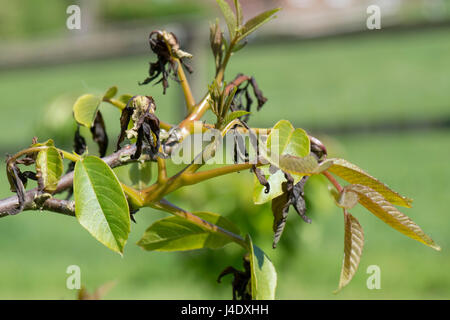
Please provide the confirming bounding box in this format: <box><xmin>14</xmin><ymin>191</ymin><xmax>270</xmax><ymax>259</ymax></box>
<box><xmin>103</xmin><ymin>86</ymin><xmax>118</xmax><ymax>100</ymax></box>
<box><xmin>224</xmin><ymin>110</ymin><xmax>251</xmax><ymax>126</ymax></box>
<box><xmin>253</xmin><ymin>166</ymin><xmax>286</xmax><ymax>204</ymax></box>
<box><xmin>335</xmin><ymin>212</ymin><xmax>364</xmax><ymax>293</ymax></box>
<box><xmin>253</xmin><ymin>120</ymin><xmax>310</xmax><ymax>204</ymax></box>
<box><xmin>128</xmin><ymin>162</ymin><xmax>152</xmax><ymax>190</ymax></box>
<box><xmin>327</xmin><ymin>158</ymin><xmax>412</xmax><ymax>208</ymax></box>
<box><xmin>73</xmin><ymin>94</ymin><xmax>102</xmax><ymax>127</ymax></box>
<box><xmin>118</xmin><ymin>94</ymin><xmax>133</xmax><ymax>105</ymax></box>
<box><xmin>238</xmin><ymin>8</ymin><xmax>280</xmax><ymax>42</ymax></box>
<box><xmin>137</xmin><ymin>212</ymin><xmax>240</xmax><ymax>252</ymax></box>
<box><xmin>266</xmin><ymin>120</ymin><xmax>310</xmax><ymax>162</ymax></box>
<box><xmin>35</xmin><ymin>146</ymin><xmax>63</xmax><ymax>193</ymax></box>
<box><xmin>246</xmin><ymin>235</ymin><xmax>277</xmax><ymax>300</ymax></box>
<box><xmin>216</xmin><ymin>0</ymin><xmax>237</xmax><ymax>38</ymax></box>
<box><xmin>345</xmin><ymin>184</ymin><xmax>440</xmax><ymax>251</ymax></box>
<box><xmin>74</xmin><ymin>156</ymin><xmax>130</xmax><ymax>254</ymax></box>
<box><xmin>234</xmin><ymin>0</ymin><xmax>243</xmax><ymax>26</ymax></box>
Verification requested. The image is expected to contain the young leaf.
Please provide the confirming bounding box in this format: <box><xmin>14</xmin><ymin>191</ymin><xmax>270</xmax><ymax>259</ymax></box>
<box><xmin>103</xmin><ymin>86</ymin><xmax>118</xmax><ymax>100</ymax></box>
<box><xmin>74</xmin><ymin>156</ymin><xmax>130</xmax><ymax>254</ymax></box>
<box><xmin>118</xmin><ymin>94</ymin><xmax>133</xmax><ymax>105</ymax></box>
<box><xmin>137</xmin><ymin>211</ymin><xmax>240</xmax><ymax>252</ymax></box>
<box><xmin>253</xmin><ymin>166</ymin><xmax>285</xmax><ymax>204</ymax></box>
<box><xmin>216</xmin><ymin>0</ymin><xmax>237</xmax><ymax>38</ymax></box>
<box><xmin>265</xmin><ymin>120</ymin><xmax>310</xmax><ymax>164</ymax></box>
<box><xmin>278</xmin><ymin>154</ymin><xmax>319</xmax><ymax>175</ymax></box>
<box><xmin>335</xmin><ymin>212</ymin><xmax>364</xmax><ymax>293</ymax></box>
<box><xmin>346</xmin><ymin>184</ymin><xmax>440</xmax><ymax>251</ymax></box>
<box><xmin>35</xmin><ymin>146</ymin><xmax>63</xmax><ymax>193</ymax></box>
<box><xmin>224</xmin><ymin>110</ymin><xmax>251</xmax><ymax>127</ymax></box>
<box><xmin>327</xmin><ymin>158</ymin><xmax>412</xmax><ymax>208</ymax></box>
<box><xmin>234</xmin><ymin>0</ymin><xmax>243</xmax><ymax>27</ymax></box>
<box><xmin>245</xmin><ymin>235</ymin><xmax>277</xmax><ymax>300</ymax></box>
<box><xmin>128</xmin><ymin>161</ymin><xmax>152</xmax><ymax>190</ymax></box>
<box><xmin>238</xmin><ymin>8</ymin><xmax>280</xmax><ymax>43</ymax></box>
<box><xmin>73</xmin><ymin>94</ymin><xmax>102</xmax><ymax>127</ymax></box>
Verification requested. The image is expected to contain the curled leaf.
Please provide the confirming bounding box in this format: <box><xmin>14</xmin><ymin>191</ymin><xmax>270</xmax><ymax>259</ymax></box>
<box><xmin>90</xmin><ymin>111</ymin><xmax>108</xmax><ymax>157</ymax></box>
<box><xmin>6</xmin><ymin>160</ymin><xmax>27</xmax><ymax>215</ymax></box>
<box><xmin>73</xmin><ymin>94</ymin><xmax>102</xmax><ymax>127</ymax></box>
<box><xmin>335</xmin><ymin>212</ymin><xmax>364</xmax><ymax>293</ymax></box>
<box><xmin>217</xmin><ymin>255</ymin><xmax>251</xmax><ymax>300</ymax></box>
<box><xmin>35</xmin><ymin>146</ymin><xmax>63</xmax><ymax>193</ymax></box>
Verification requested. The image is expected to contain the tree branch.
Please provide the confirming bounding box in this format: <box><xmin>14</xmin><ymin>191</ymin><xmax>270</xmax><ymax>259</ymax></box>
<box><xmin>0</xmin><ymin>144</ymin><xmax>138</xmax><ymax>217</ymax></box>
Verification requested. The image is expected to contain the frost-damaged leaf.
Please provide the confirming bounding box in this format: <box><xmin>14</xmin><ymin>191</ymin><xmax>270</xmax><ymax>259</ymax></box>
<box><xmin>90</xmin><ymin>111</ymin><xmax>108</xmax><ymax>157</ymax></box>
<box><xmin>245</xmin><ymin>235</ymin><xmax>277</xmax><ymax>300</ymax></box>
<box><xmin>116</xmin><ymin>96</ymin><xmax>160</xmax><ymax>160</ymax></box>
<box><xmin>327</xmin><ymin>158</ymin><xmax>412</xmax><ymax>208</ymax></box>
<box><xmin>74</xmin><ymin>156</ymin><xmax>130</xmax><ymax>254</ymax></box>
<box><xmin>271</xmin><ymin>175</ymin><xmax>310</xmax><ymax>248</ymax></box>
<box><xmin>73</xmin><ymin>94</ymin><xmax>102</xmax><ymax>127</ymax></box>
<box><xmin>6</xmin><ymin>160</ymin><xmax>27</xmax><ymax>215</ymax></box>
<box><xmin>238</xmin><ymin>8</ymin><xmax>280</xmax><ymax>43</ymax></box>
<box><xmin>65</xmin><ymin>126</ymin><xmax>87</xmax><ymax>200</ymax></box>
<box><xmin>252</xmin><ymin>165</ymin><xmax>270</xmax><ymax>194</ymax></box>
<box><xmin>35</xmin><ymin>146</ymin><xmax>63</xmax><ymax>193</ymax></box>
<box><xmin>103</xmin><ymin>86</ymin><xmax>118</xmax><ymax>100</ymax></box>
<box><xmin>335</xmin><ymin>212</ymin><xmax>364</xmax><ymax>293</ymax></box>
<box><xmin>216</xmin><ymin>0</ymin><xmax>237</xmax><ymax>38</ymax></box>
<box><xmin>347</xmin><ymin>184</ymin><xmax>440</xmax><ymax>251</ymax></box>
<box><xmin>218</xmin><ymin>255</ymin><xmax>251</xmax><ymax>300</ymax></box>
<box><xmin>140</xmin><ymin>31</ymin><xmax>192</xmax><ymax>94</ymax></box>
<box><xmin>137</xmin><ymin>211</ymin><xmax>241</xmax><ymax>252</ymax></box>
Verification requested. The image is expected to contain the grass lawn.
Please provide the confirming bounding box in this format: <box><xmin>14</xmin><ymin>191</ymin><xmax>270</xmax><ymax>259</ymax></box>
<box><xmin>0</xmin><ymin>27</ymin><xmax>449</xmax><ymax>299</ymax></box>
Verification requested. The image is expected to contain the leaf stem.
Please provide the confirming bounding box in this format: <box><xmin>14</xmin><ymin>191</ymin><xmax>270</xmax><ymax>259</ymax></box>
<box><xmin>154</xmin><ymin>198</ymin><xmax>248</xmax><ymax>249</ymax></box>
<box><xmin>174</xmin><ymin>58</ymin><xmax>196</xmax><ymax>113</ymax></box>
<box><xmin>322</xmin><ymin>171</ymin><xmax>343</xmax><ymax>192</ymax></box>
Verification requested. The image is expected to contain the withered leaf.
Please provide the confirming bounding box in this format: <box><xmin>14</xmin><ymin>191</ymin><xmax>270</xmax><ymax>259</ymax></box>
<box><xmin>139</xmin><ymin>31</ymin><xmax>192</xmax><ymax>94</ymax></box>
<box><xmin>217</xmin><ymin>255</ymin><xmax>251</xmax><ymax>300</ymax></box>
<box><xmin>252</xmin><ymin>165</ymin><xmax>270</xmax><ymax>194</ymax></box>
<box><xmin>6</xmin><ymin>161</ymin><xmax>27</xmax><ymax>215</ymax></box>
<box><xmin>116</xmin><ymin>105</ymin><xmax>134</xmax><ymax>151</ymax></box>
<box><xmin>271</xmin><ymin>174</ymin><xmax>310</xmax><ymax>248</ymax></box>
<box><xmin>230</xmin><ymin>74</ymin><xmax>267</xmax><ymax>123</ymax></box>
<box><xmin>90</xmin><ymin>111</ymin><xmax>108</xmax><ymax>158</ymax></box>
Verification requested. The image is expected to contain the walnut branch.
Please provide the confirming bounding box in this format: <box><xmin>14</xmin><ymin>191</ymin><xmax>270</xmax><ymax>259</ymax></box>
<box><xmin>0</xmin><ymin>144</ymin><xmax>138</xmax><ymax>218</ymax></box>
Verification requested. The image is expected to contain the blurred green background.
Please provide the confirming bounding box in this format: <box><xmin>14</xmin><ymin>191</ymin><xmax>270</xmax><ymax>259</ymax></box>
<box><xmin>0</xmin><ymin>0</ymin><xmax>449</xmax><ymax>299</ymax></box>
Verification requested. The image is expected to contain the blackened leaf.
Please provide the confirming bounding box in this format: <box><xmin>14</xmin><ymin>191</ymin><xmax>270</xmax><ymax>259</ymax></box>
<box><xmin>73</xmin><ymin>126</ymin><xmax>87</xmax><ymax>156</ymax></box>
<box><xmin>217</xmin><ymin>255</ymin><xmax>251</xmax><ymax>300</ymax></box>
<box><xmin>271</xmin><ymin>184</ymin><xmax>289</xmax><ymax>249</ymax></box>
<box><xmin>116</xmin><ymin>106</ymin><xmax>133</xmax><ymax>151</ymax></box>
<box><xmin>253</xmin><ymin>165</ymin><xmax>270</xmax><ymax>194</ymax></box>
<box><xmin>6</xmin><ymin>162</ymin><xmax>26</xmax><ymax>215</ymax></box>
<box><xmin>90</xmin><ymin>111</ymin><xmax>109</xmax><ymax>157</ymax></box>
<box><xmin>291</xmin><ymin>176</ymin><xmax>311</xmax><ymax>223</ymax></box>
